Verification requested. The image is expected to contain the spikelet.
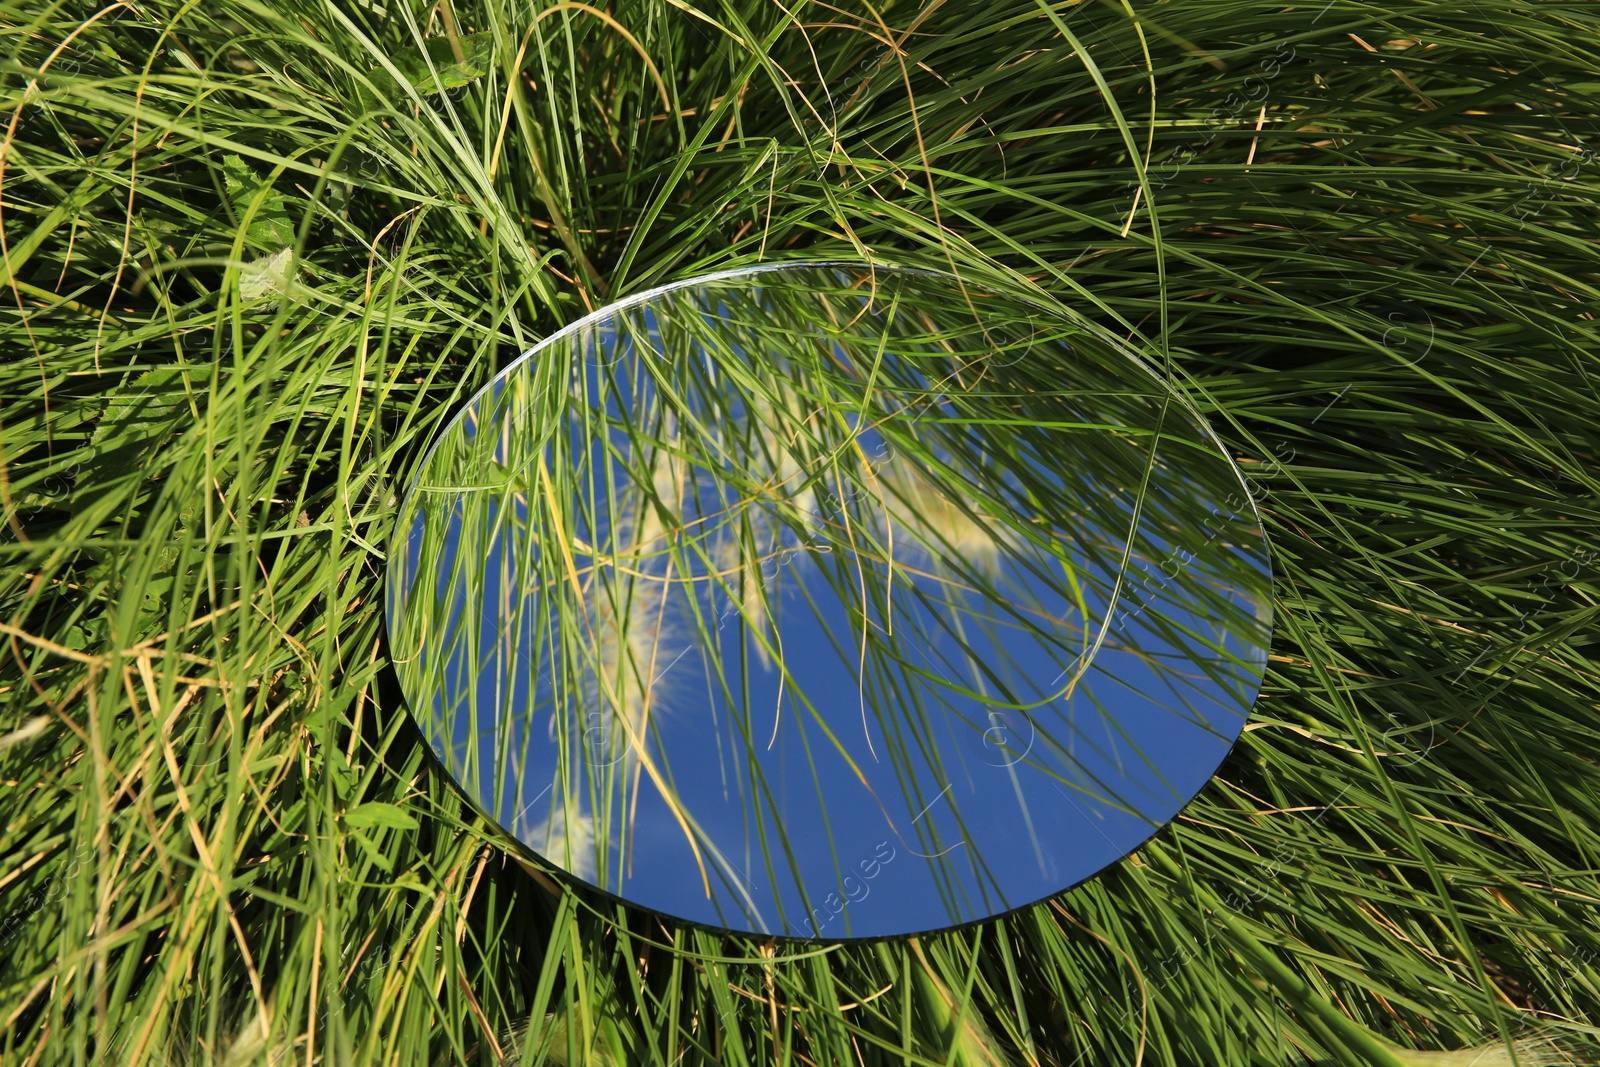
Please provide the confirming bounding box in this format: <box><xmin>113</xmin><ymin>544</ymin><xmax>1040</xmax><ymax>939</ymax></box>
<box><xmin>524</xmin><ymin>805</ymin><xmax>598</xmax><ymax>882</ymax></box>
<box><xmin>874</xmin><ymin>453</ymin><xmax>1015</xmax><ymax>579</ymax></box>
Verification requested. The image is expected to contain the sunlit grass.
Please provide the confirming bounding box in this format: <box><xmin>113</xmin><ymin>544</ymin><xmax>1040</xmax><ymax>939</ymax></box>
<box><xmin>2</xmin><ymin>0</ymin><xmax>1599</xmax><ymax>1064</ymax></box>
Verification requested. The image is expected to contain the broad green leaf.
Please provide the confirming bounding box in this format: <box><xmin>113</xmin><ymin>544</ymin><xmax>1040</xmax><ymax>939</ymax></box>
<box><xmin>344</xmin><ymin>803</ymin><xmax>420</xmax><ymax>832</ymax></box>
<box><xmin>239</xmin><ymin>247</ymin><xmax>297</xmax><ymax>301</ymax></box>
<box><xmin>364</xmin><ymin>31</ymin><xmax>496</xmax><ymax>104</ymax></box>
<box><xmin>76</xmin><ymin>366</ymin><xmax>199</xmax><ymax>504</ymax></box>
<box><xmin>222</xmin><ymin>153</ymin><xmax>297</xmax><ymax>249</ymax></box>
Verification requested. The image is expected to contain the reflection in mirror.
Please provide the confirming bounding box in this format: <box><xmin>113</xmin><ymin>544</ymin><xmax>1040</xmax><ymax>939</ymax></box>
<box><xmin>386</xmin><ymin>263</ymin><xmax>1273</xmax><ymax>940</ymax></box>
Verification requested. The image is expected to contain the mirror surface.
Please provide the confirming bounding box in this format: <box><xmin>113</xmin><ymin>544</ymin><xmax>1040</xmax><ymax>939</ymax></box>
<box><xmin>386</xmin><ymin>263</ymin><xmax>1273</xmax><ymax>940</ymax></box>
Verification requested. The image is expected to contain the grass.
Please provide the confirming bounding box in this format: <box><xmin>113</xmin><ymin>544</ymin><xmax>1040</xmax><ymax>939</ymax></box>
<box><xmin>1</xmin><ymin>0</ymin><xmax>1598</xmax><ymax>1064</ymax></box>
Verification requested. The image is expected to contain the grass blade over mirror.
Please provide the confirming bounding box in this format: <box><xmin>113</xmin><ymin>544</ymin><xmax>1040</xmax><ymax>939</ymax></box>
<box><xmin>386</xmin><ymin>263</ymin><xmax>1273</xmax><ymax>941</ymax></box>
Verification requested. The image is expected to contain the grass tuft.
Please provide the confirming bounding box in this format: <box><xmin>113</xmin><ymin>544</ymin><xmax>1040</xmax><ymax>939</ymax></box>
<box><xmin>3</xmin><ymin>0</ymin><xmax>1599</xmax><ymax>1064</ymax></box>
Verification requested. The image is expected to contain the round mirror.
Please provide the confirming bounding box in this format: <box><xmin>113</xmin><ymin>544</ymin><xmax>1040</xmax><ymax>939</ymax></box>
<box><xmin>386</xmin><ymin>262</ymin><xmax>1273</xmax><ymax>940</ymax></box>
